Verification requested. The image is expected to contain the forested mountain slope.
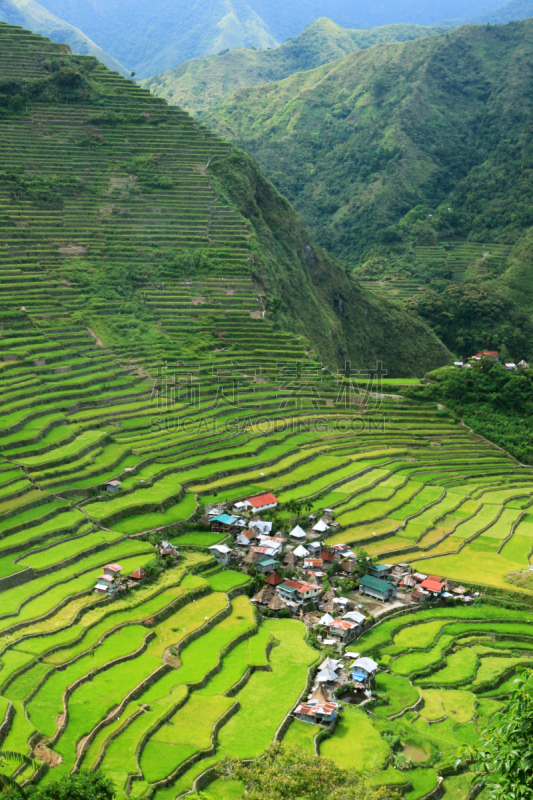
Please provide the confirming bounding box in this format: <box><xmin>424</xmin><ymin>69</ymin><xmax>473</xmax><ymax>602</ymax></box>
<box><xmin>34</xmin><ymin>0</ymin><xmax>509</xmax><ymax>77</ymax></box>
<box><xmin>204</xmin><ymin>19</ymin><xmax>533</xmax><ymax>361</ymax></box>
<box><xmin>0</xmin><ymin>0</ymin><xmax>128</xmax><ymax>74</ymax></box>
<box><xmin>0</xmin><ymin>22</ymin><xmax>450</xmax><ymax>376</ymax></box>
<box><xmin>3</xmin><ymin>24</ymin><xmax>533</xmax><ymax>800</ymax></box>
<box><xmin>142</xmin><ymin>18</ymin><xmax>446</xmax><ymax>116</ymax></box>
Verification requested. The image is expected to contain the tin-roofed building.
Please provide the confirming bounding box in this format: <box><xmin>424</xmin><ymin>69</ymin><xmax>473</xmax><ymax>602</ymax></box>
<box><xmin>359</xmin><ymin>574</ymin><xmax>397</xmax><ymax>602</ymax></box>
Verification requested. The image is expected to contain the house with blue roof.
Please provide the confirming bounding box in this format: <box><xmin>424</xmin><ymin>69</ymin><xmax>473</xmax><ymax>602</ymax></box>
<box><xmin>210</xmin><ymin>513</ymin><xmax>240</xmax><ymax>533</ymax></box>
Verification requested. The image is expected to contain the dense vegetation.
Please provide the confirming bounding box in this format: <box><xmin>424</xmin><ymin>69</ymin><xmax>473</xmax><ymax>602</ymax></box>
<box><xmin>142</xmin><ymin>18</ymin><xmax>446</xmax><ymax>115</ymax></box>
<box><xmin>406</xmin><ymin>363</ymin><xmax>533</xmax><ymax>465</ymax></box>
<box><xmin>204</xmin><ymin>19</ymin><xmax>533</xmax><ymax>359</ymax></box>
<box><xmin>2</xmin><ymin>20</ymin><xmax>533</xmax><ymax>800</ymax></box>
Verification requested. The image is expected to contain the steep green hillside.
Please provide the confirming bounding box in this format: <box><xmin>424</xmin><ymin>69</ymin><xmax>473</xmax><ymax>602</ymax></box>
<box><xmin>0</xmin><ymin>0</ymin><xmax>128</xmax><ymax>74</ymax></box>
<box><xmin>142</xmin><ymin>18</ymin><xmax>446</xmax><ymax>115</ymax></box>
<box><xmin>34</xmin><ymin>0</ymin><xmax>517</xmax><ymax>78</ymax></box>
<box><xmin>0</xmin><ymin>22</ymin><xmax>450</xmax><ymax>375</ymax></box>
<box><xmin>34</xmin><ymin>0</ymin><xmax>281</xmax><ymax>78</ymax></box>
<box><xmin>3</xmin><ymin>24</ymin><xmax>533</xmax><ymax>800</ymax></box>
<box><xmin>204</xmin><ymin>19</ymin><xmax>533</xmax><ymax>360</ymax></box>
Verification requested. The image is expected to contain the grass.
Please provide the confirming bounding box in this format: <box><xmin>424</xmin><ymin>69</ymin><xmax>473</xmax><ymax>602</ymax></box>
<box><xmin>282</xmin><ymin>719</ymin><xmax>318</xmax><ymax>753</ymax></box>
<box><xmin>141</xmin><ymin>694</ymin><xmax>234</xmax><ymax>782</ymax></box>
<box><xmin>420</xmin><ymin>689</ymin><xmax>476</xmax><ymax>724</ymax></box>
<box><xmin>174</xmin><ymin>531</ymin><xmax>226</xmax><ymax>546</ymax></box>
<box><xmin>393</xmin><ymin>620</ymin><xmax>451</xmax><ymax>652</ymax></box>
<box><xmin>27</xmin><ymin>624</ymin><xmax>150</xmax><ymax>737</ymax></box>
<box><xmin>48</xmin><ymin>591</ymin><xmax>229</xmax><ymax>776</ymax></box>
<box><xmin>418</xmin><ymin>648</ymin><xmax>479</xmax><ymax>687</ymax></box>
<box><xmin>110</xmin><ymin>493</ymin><xmax>197</xmax><ymax>534</ymax></box>
<box><xmin>0</xmin><ymin>542</ymin><xmax>153</xmax><ymax>629</ymax></box>
<box><xmin>320</xmin><ymin>706</ymin><xmax>388</xmax><ymax>771</ymax></box>
<box><xmin>214</xmin><ymin>619</ymin><xmax>318</xmax><ymax>760</ymax></box>
<box><xmin>373</xmin><ymin>673</ymin><xmax>419</xmax><ymax>717</ymax></box>
<box><xmin>205</xmin><ymin>570</ymin><xmax>250</xmax><ymax>592</ymax></box>
<box><xmin>206</xmin><ymin>779</ymin><xmax>244</xmax><ymax>799</ymax></box>
<box><xmin>405</xmin><ymin>768</ymin><xmax>439</xmax><ymax>800</ymax></box>
<box><xmin>391</xmin><ymin>635</ymin><xmax>454</xmax><ymax>676</ymax></box>
<box><xmin>471</xmin><ymin>656</ymin><xmax>533</xmax><ymax>690</ymax></box>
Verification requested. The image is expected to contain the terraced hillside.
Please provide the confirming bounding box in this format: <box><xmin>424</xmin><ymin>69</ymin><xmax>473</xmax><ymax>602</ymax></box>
<box><xmin>1</xmin><ymin>20</ymin><xmax>533</xmax><ymax>800</ymax></box>
<box><xmin>361</xmin><ymin>242</ymin><xmax>514</xmax><ymax>306</ymax></box>
<box><xmin>311</xmin><ymin>603</ymin><xmax>533</xmax><ymax>800</ymax></box>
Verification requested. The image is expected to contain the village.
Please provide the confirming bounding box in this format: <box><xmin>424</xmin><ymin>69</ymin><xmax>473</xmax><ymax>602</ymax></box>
<box><xmin>92</xmin><ymin>491</ymin><xmax>475</xmax><ymax>733</ymax></box>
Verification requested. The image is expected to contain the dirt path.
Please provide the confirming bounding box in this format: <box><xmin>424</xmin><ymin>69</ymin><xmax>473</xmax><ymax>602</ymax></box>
<box><xmin>86</xmin><ymin>327</ymin><xmax>105</xmax><ymax>347</ymax></box>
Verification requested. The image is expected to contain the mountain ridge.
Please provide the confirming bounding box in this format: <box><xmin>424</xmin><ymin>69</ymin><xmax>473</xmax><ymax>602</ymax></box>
<box><xmin>203</xmin><ymin>18</ymin><xmax>533</xmax><ymax>360</ymax></box>
<box><xmin>0</xmin><ymin>0</ymin><xmax>128</xmax><ymax>74</ymax></box>
<box><xmin>0</xmin><ymin>20</ymin><xmax>451</xmax><ymax>376</ymax></box>
<box><xmin>31</xmin><ymin>0</ymin><xmax>513</xmax><ymax>77</ymax></box>
<box><xmin>142</xmin><ymin>18</ymin><xmax>448</xmax><ymax>115</ymax></box>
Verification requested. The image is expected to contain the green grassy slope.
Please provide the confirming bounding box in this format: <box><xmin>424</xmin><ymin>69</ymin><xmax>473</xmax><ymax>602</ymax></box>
<box><xmin>204</xmin><ymin>19</ymin><xmax>533</xmax><ymax>359</ymax></box>
<box><xmin>204</xmin><ymin>20</ymin><xmax>533</xmax><ymax>261</ymax></box>
<box><xmin>142</xmin><ymin>18</ymin><xmax>446</xmax><ymax>115</ymax></box>
<box><xmin>0</xmin><ymin>21</ymin><xmax>450</xmax><ymax>375</ymax></box>
<box><xmin>0</xmin><ymin>0</ymin><xmax>128</xmax><ymax>75</ymax></box>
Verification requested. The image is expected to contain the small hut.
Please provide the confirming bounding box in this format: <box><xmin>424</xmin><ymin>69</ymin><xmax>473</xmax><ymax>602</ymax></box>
<box><xmin>268</xmin><ymin>594</ymin><xmax>288</xmax><ymax>613</ymax></box>
<box><xmin>283</xmin><ymin>550</ymin><xmax>297</xmax><ymax>570</ymax></box>
<box><xmin>252</xmin><ymin>586</ymin><xmax>275</xmax><ymax>605</ymax></box>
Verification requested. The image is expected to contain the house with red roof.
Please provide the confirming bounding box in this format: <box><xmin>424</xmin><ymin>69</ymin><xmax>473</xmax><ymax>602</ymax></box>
<box><xmin>324</xmin><ymin>617</ymin><xmax>359</xmax><ymax>644</ymax></box>
<box><xmin>130</xmin><ymin>567</ymin><xmax>146</xmax><ymax>582</ymax></box>
<box><xmin>304</xmin><ymin>558</ymin><xmax>324</xmax><ymax>572</ymax></box>
<box><xmin>472</xmin><ymin>350</ymin><xmax>499</xmax><ymax>362</ymax></box>
<box><xmin>294</xmin><ymin>699</ymin><xmax>339</xmax><ymax>725</ymax></box>
<box><xmin>277</xmin><ymin>579</ymin><xmax>321</xmax><ymax>606</ymax></box>
<box><xmin>419</xmin><ymin>578</ymin><xmax>444</xmax><ymax>596</ymax></box>
<box><xmin>159</xmin><ymin>541</ymin><xmax>180</xmax><ymax>561</ymax></box>
<box><xmin>244</xmin><ymin>493</ymin><xmax>279</xmax><ymax>512</ymax></box>
<box><xmin>264</xmin><ymin>571</ymin><xmax>284</xmax><ymax>587</ymax></box>
<box><xmin>94</xmin><ymin>563</ymin><xmax>123</xmax><ymax>596</ymax></box>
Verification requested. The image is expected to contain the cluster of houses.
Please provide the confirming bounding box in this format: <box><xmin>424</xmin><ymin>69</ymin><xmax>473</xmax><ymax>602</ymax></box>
<box><xmin>90</xmin><ymin>489</ymin><xmax>479</xmax><ymax>732</ymax></box>
<box><xmin>93</xmin><ymin>541</ymin><xmax>179</xmax><ymax>597</ymax></box>
<box><xmin>399</xmin><ymin>569</ymin><xmax>472</xmax><ymax>603</ymax></box>
<box><xmin>454</xmin><ymin>351</ymin><xmax>530</xmax><ymax>370</ymax></box>
<box><xmin>293</xmin><ymin>651</ymin><xmax>380</xmax><ymax>727</ymax></box>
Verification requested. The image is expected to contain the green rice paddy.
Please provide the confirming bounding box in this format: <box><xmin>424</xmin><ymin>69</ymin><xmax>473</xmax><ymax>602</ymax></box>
<box><xmin>1</xmin><ymin>19</ymin><xmax>533</xmax><ymax>800</ymax></box>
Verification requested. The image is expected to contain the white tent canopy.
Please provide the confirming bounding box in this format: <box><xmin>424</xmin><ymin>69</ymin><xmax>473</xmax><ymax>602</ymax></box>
<box><xmin>289</xmin><ymin>525</ymin><xmax>307</xmax><ymax>539</ymax></box>
<box><xmin>312</xmin><ymin>519</ymin><xmax>330</xmax><ymax>532</ymax></box>
<box><xmin>316</xmin><ymin>666</ymin><xmax>338</xmax><ymax>682</ymax></box>
<box><xmin>293</xmin><ymin>545</ymin><xmax>310</xmax><ymax>558</ymax></box>
<box><xmin>319</xmin><ymin>613</ymin><xmax>334</xmax><ymax>625</ymax></box>
<box><xmin>320</xmin><ymin>656</ymin><xmax>341</xmax><ymax>671</ymax></box>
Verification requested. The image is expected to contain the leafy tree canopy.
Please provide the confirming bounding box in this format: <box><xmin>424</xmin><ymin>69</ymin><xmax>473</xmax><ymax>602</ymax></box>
<box><xmin>26</xmin><ymin>771</ymin><xmax>115</xmax><ymax>800</ymax></box>
<box><xmin>457</xmin><ymin>670</ymin><xmax>533</xmax><ymax>800</ymax></box>
<box><xmin>211</xmin><ymin>742</ymin><xmax>394</xmax><ymax>800</ymax></box>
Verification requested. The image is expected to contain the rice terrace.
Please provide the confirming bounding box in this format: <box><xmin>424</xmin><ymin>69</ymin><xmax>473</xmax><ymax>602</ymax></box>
<box><xmin>1</xmin><ymin>18</ymin><xmax>533</xmax><ymax>800</ymax></box>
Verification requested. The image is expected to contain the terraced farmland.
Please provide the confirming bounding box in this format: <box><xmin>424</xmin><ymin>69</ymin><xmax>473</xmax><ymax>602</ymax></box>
<box><xmin>360</xmin><ymin>241</ymin><xmax>514</xmax><ymax>305</ymax></box>
<box><xmin>319</xmin><ymin>603</ymin><xmax>533</xmax><ymax>799</ymax></box>
<box><xmin>1</xmin><ymin>19</ymin><xmax>533</xmax><ymax>800</ymax></box>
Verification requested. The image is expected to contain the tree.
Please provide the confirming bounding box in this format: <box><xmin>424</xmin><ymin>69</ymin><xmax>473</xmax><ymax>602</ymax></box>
<box><xmin>456</xmin><ymin>671</ymin><xmax>533</xmax><ymax>800</ymax></box>
<box><xmin>216</xmin><ymin>742</ymin><xmax>393</xmax><ymax>800</ymax></box>
<box><xmin>26</xmin><ymin>771</ymin><xmax>115</xmax><ymax>800</ymax></box>
<box><xmin>354</xmin><ymin>548</ymin><xmax>373</xmax><ymax>576</ymax></box>
<box><xmin>0</xmin><ymin>751</ymin><xmax>38</xmax><ymax>797</ymax></box>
